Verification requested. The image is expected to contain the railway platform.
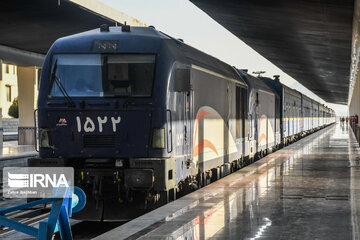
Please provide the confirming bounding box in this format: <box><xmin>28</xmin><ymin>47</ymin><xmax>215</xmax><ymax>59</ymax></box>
<box><xmin>0</xmin><ymin>141</ymin><xmax>36</xmax><ymax>209</ymax></box>
<box><xmin>0</xmin><ymin>141</ymin><xmax>36</xmax><ymax>160</ymax></box>
<box><xmin>95</xmin><ymin>122</ymin><xmax>360</xmax><ymax>240</ymax></box>
<box><xmin>0</xmin><ymin>140</ymin><xmax>36</xmax><ymax>186</ymax></box>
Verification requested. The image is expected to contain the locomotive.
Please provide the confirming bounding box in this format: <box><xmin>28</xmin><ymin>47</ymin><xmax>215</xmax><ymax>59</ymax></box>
<box><xmin>30</xmin><ymin>25</ymin><xmax>335</xmax><ymax>221</ymax></box>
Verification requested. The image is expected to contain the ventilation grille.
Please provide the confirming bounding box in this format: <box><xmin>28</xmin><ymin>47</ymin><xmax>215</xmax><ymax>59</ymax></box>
<box><xmin>83</xmin><ymin>135</ymin><xmax>115</xmax><ymax>148</ymax></box>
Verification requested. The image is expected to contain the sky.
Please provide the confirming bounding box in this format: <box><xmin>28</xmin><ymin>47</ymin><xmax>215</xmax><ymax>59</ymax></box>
<box><xmin>100</xmin><ymin>0</ymin><xmax>348</xmax><ymax>116</ymax></box>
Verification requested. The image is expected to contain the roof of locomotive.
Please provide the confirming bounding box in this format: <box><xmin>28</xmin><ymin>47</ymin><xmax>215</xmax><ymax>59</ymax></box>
<box><xmin>259</xmin><ymin>75</ymin><xmax>305</xmax><ymax>100</ymax></box>
<box><xmin>259</xmin><ymin>76</ymin><xmax>333</xmax><ymax>113</ymax></box>
<box><xmin>48</xmin><ymin>26</ymin><xmax>246</xmax><ymax>86</ymax></box>
<box><xmin>236</xmin><ymin>70</ymin><xmax>277</xmax><ymax>95</ymax></box>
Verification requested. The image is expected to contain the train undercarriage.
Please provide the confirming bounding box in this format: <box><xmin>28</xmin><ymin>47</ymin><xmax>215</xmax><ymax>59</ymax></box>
<box><xmin>28</xmin><ymin>155</ymin><xmax>254</xmax><ymax>221</ymax></box>
<box><xmin>29</xmin><ymin>124</ymin><xmax>333</xmax><ymax>221</ymax></box>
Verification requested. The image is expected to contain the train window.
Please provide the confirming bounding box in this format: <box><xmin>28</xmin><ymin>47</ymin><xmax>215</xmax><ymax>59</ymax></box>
<box><xmin>175</xmin><ymin>68</ymin><xmax>191</xmax><ymax>92</ymax></box>
<box><xmin>49</xmin><ymin>54</ymin><xmax>155</xmax><ymax>97</ymax></box>
<box><xmin>50</xmin><ymin>54</ymin><xmax>103</xmax><ymax>97</ymax></box>
<box><xmin>106</xmin><ymin>55</ymin><xmax>155</xmax><ymax>97</ymax></box>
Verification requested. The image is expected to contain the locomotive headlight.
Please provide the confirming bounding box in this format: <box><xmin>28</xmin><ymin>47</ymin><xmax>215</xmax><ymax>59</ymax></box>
<box><xmin>39</xmin><ymin>128</ymin><xmax>51</xmax><ymax>148</ymax></box>
<box><xmin>115</xmin><ymin>159</ymin><xmax>124</xmax><ymax>167</ymax></box>
<box><xmin>152</xmin><ymin>128</ymin><xmax>165</xmax><ymax>149</ymax></box>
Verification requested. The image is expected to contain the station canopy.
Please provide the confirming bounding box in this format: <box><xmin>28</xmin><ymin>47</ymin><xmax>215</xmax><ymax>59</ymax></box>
<box><xmin>190</xmin><ymin>0</ymin><xmax>354</xmax><ymax>104</ymax></box>
<box><xmin>0</xmin><ymin>0</ymin><xmax>129</xmax><ymax>66</ymax></box>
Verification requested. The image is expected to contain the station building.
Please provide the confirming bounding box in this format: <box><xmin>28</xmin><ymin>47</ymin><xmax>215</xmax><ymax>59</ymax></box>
<box><xmin>0</xmin><ymin>61</ymin><xmax>18</xmax><ymax>118</ymax></box>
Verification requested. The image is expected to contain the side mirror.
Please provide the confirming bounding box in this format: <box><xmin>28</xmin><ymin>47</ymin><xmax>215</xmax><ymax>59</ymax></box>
<box><xmin>175</xmin><ymin>68</ymin><xmax>191</xmax><ymax>92</ymax></box>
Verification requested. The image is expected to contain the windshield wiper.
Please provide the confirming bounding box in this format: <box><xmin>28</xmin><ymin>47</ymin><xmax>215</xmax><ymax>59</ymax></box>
<box><xmin>51</xmin><ymin>60</ymin><xmax>75</xmax><ymax>107</ymax></box>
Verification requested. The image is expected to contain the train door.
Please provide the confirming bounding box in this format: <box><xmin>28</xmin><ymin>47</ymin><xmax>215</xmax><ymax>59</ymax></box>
<box><xmin>314</xmin><ymin>105</ymin><xmax>318</xmax><ymax>128</ymax></box>
<box><xmin>243</xmin><ymin>88</ymin><xmax>249</xmax><ymax>156</ymax></box>
<box><xmin>289</xmin><ymin>105</ymin><xmax>292</xmax><ymax>136</ymax></box>
<box><xmin>236</xmin><ymin>85</ymin><xmax>246</xmax><ymax>157</ymax></box>
<box><xmin>247</xmin><ymin>89</ymin><xmax>255</xmax><ymax>158</ymax></box>
<box><xmin>306</xmin><ymin>106</ymin><xmax>309</xmax><ymax>131</ymax></box>
<box><xmin>175</xmin><ymin>68</ymin><xmax>192</xmax><ymax>171</ymax></box>
<box><xmin>284</xmin><ymin>104</ymin><xmax>288</xmax><ymax>137</ymax></box>
<box><xmin>310</xmin><ymin>104</ymin><xmax>313</xmax><ymax>129</ymax></box>
<box><xmin>255</xmin><ymin>92</ymin><xmax>260</xmax><ymax>152</ymax></box>
<box><xmin>291</xmin><ymin>105</ymin><xmax>294</xmax><ymax>135</ymax></box>
<box><xmin>298</xmin><ymin>105</ymin><xmax>301</xmax><ymax>134</ymax></box>
<box><xmin>299</xmin><ymin>103</ymin><xmax>303</xmax><ymax>133</ymax></box>
<box><xmin>184</xmin><ymin>91</ymin><xmax>192</xmax><ymax>159</ymax></box>
<box><xmin>275</xmin><ymin>95</ymin><xmax>280</xmax><ymax>145</ymax></box>
<box><xmin>311</xmin><ymin>106</ymin><xmax>313</xmax><ymax>129</ymax></box>
<box><xmin>310</xmin><ymin>104</ymin><xmax>312</xmax><ymax>129</ymax></box>
<box><xmin>292</xmin><ymin>105</ymin><xmax>295</xmax><ymax>136</ymax></box>
<box><xmin>257</xmin><ymin>90</ymin><xmax>273</xmax><ymax>152</ymax></box>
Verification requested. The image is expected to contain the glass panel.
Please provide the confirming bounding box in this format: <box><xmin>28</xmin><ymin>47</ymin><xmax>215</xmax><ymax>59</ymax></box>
<box><xmin>105</xmin><ymin>55</ymin><xmax>155</xmax><ymax>97</ymax></box>
<box><xmin>50</xmin><ymin>54</ymin><xmax>155</xmax><ymax>97</ymax></box>
<box><xmin>50</xmin><ymin>54</ymin><xmax>103</xmax><ymax>97</ymax></box>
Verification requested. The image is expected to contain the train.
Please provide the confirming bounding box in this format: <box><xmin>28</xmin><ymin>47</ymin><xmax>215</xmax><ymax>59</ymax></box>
<box><xmin>29</xmin><ymin>24</ymin><xmax>336</xmax><ymax>221</ymax></box>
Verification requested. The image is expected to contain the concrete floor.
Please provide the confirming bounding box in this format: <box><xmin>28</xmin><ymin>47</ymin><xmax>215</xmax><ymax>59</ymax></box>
<box><xmin>96</xmin><ymin>123</ymin><xmax>360</xmax><ymax>240</ymax></box>
<box><xmin>0</xmin><ymin>141</ymin><xmax>36</xmax><ymax>158</ymax></box>
<box><xmin>0</xmin><ymin>141</ymin><xmax>37</xmax><ymax>183</ymax></box>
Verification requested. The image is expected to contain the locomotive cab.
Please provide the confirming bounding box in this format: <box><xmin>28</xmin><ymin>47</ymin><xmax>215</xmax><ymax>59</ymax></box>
<box><xmin>31</xmin><ymin>26</ymin><xmax>182</xmax><ymax>220</ymax></box>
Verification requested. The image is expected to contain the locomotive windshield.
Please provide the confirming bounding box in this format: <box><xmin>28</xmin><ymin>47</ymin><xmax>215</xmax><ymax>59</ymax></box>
<box><xmin>49</xmin><ymin>54</ymin><xmax>155</xmax><ymax>97</ymax></box>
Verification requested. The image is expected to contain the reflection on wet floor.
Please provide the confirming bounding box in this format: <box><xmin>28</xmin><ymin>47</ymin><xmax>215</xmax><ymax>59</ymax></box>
<box><xmin>0</xmin><ymin>141</ymin><xmax>35</xmax><ymax>158</ymax></box>
<box><xmin>97</xmin><ymin>123</ymin><xmax>360</xmax><ymax>240</ymax></box>
<box><xmin>0</xmin><ymin>141</ymin><xmax>37</xmax><ymax>185</ymax></box>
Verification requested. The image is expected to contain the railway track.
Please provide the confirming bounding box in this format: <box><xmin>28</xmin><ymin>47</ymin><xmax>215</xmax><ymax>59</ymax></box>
<box><xmin>0</xmin><ymin>205</ymin><xmax>50</xmax><ymax>239</ymax></box>
<box><xmin>0</xmin><ymin>199</ymin><xmax>123</xmax><ymax>240</ymax></box>
<box><xmin>0</xmin><ymin>154</ymin><xmax>122</xmax><ymax>239</ymax></box>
